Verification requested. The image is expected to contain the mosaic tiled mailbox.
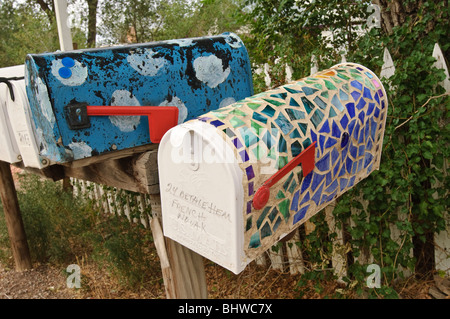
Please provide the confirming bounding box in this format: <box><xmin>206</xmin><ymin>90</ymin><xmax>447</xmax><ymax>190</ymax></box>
<box><xmin>5</xmin><ymin>33</ymin><xmax>252</xmax><ymax>168</ymax></box>
<box><xmin>159</xmin><ymin>63</ymin><xmax>388</xmax><ymax>274</ymax></box>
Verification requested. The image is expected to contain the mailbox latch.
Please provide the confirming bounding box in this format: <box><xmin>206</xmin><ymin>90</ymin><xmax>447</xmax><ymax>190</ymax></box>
<box><xmin>64</xmin><ymin>103</ymin><xmax>179</xmax><ymax>143</ymax></box>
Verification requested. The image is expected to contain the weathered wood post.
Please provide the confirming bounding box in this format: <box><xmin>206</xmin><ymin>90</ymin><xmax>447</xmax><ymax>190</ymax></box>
<box><xmin>0</xmin><ymin>161</ymin><xmax>32</xmax><ymax>271</ymax></box>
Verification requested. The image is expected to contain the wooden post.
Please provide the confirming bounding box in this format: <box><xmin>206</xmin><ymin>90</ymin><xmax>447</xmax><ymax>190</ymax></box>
<box><xmin>149</xmin><ymin>193</ymin><xmax>208</xmax><ymax>299</ymax></box>
<box><xmin>0</xmin><ymin>161</ymin><xmax>32</xmax><ymax>271</ymax></box>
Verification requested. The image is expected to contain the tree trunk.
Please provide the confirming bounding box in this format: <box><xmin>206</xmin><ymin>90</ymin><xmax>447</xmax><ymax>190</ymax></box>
<box><xmin>86</xmin><ymin>0</ymin><xmax>99</xmax><ymax>47</ymax></box>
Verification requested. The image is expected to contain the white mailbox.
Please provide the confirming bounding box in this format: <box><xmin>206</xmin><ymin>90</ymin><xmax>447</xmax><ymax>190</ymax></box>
<box><xmin>158</xmin><ymin>63</ymin><xmax>388</xmax><ymax>274</ymax></box>
<box><xmin>0</xmin><ymin>65</ymin><xmax>45</xmax><ymax>168</ymax></box>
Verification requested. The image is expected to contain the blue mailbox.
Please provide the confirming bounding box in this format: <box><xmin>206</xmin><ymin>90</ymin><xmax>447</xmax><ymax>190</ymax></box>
<box><xmin>24</xmin><ymin>33</ymin><xmax>253</xmax><ymax>166</ymax></box>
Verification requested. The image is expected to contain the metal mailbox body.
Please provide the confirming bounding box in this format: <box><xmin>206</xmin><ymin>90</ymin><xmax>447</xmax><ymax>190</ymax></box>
<box><xmin>158</xmin><ymin>63</ymin><xmax>388</xmax><ymax>274</ymax></box>
<box><xmin>23</xmin><ymin>33</ymin><xmax>253</xmax><ymax>166</ymax></box>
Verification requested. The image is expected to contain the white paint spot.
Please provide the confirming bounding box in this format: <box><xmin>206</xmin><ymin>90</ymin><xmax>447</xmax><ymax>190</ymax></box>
<box><xmin>166</xmin><ymin>39</ymin><xmax>194</xmax><ymax>47</ymax></box>
<box><xmin>219</xmin><ymin>97</ymin><xmax>236</xmax><ymax>108</ymax></box>
<box><xmin>69</xmin><ymin>141</ymin><xmax>92</xmax><ymax>159</ymax></box>
<box><xmin>224</xmin><ymin>33</ymin><xmax>243</xmax><ymax>48</ymax></box>
<box><xmin>109</xmin><ymin>90</ymin><xmax>141</xmax><ymax>132</ymax></box>
<box><xmin>193</xmin><ymin>55</ymin><xmax>230</xmax><ymax>88</ymax></box>
<box><xmin>51</xmin><ymin>59</ymin><xmax>87</xmax><ymax>86</ymax></box>
<box><xmin>159</xmin><ymin>96</ymin><xmax>188</xmax><ymax>124</ymax></box>
<box><xmin>127</xmin><ymin>49</ymin><xmax>167</xmax><ymax>76</ymax></box>
<box><xmin>36</xmin><ymin>77</ymin><xmax>56</xmax><ymax>126</ymax></box>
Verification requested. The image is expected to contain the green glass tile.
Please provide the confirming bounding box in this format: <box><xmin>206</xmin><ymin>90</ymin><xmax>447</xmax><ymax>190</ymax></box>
<box><xmin>223</xmin><ymin>128</ymin><xmax>235</xmax><ymax>138</ymax></box>
<box><xmin>291</xmin><ymin>140</ymin><xmax>303</xmax><ymax>157</ymax></box>
<box><xmin>306</xmin><ymin>77</ymin><xmax>318</xmax><ymax>81</ymax></box>
<box><xmin>276</xmin><ymin>190</ymin><xmax>285</xmax><ymax>199</ymax></box>
<box><xmin>289</xmin><ymin>129</ymin><xmax>301</xmax><ymax>139</ymax></box>
<box><xmin>284</xmin><ymin>86</ymin><xmax>302</xmax><ymax>94</ymax></box>
<box><xmin>364</xmin><ymin>77</ymin><xmax>375</xmax><ymax>90</ymax></box>
<box><xmin>246</xmin><ymin>216</ymin><xmax>252</xmax><ymax>231</ymax></box>
<box><xmin>342</xmin><ymin>83</ymin><xmax>349</xmax><ymax>92</ymax></box>
<box><xmin>251</xmin><ymin>120</ymin><xmax>264</xmax><ymax>132</ymax></box>
<box><xmin>313</xmin><ymin>96</ymin><xmax>327</xmax><ymax>110</ymax></box>
<box><xmin>261</xmin><ymin>222</ymin><xmax>272</xmax><ymax>239</ymax></box>
<box><xmin>257</xmin><ymin>206</ymin><xmax>271</xmax><ymax>229</ymax></box>
<box><xmin>298</xmin><ymin>122</ymin><xmax>307</xmax><ymax>135</ymax></box>
<box><xmin>301</xmin><ymin>97</ymin><xmax>315</xmax><ymax>114</ymax></box>
<box><xmin>297</xmin><ymin>170</ymin><xmax>303</xmax><ymax>185</ymax></box>
<box><xmin>239</xmin><ymin>127</ymin><xmax>259</xmax><ymax>147</ymax></box>
<box><xmin>252</xmin><ymin>145</ymin><xmax>264</xmax><ymax>160</ymax></box>
<box><xmin>261</xmin><ymin>105</ymin><xmax>276</xmax><ymax>117</ymax></box>
<box><xmin>249</xmin><ymin>232</ymin><xmax>261</xmax><ymax>248</ymax></box>
<box><xmin>320</xmin><ymin>91</ymin><xmax>329</xmax><ymax>99</ymax></box>
<box><xmin>331</xmin><ymin>76</ymin><xmax>343</xmax><ymax>84</ymax></box>
<box><xmin>311</xmin><ymin>109</ymin><xmax>325</xmax><ymax>129</ymax></box>
<box><xmin>267</xmin><ymin>147</ymin><xmax>277</xmax><ymax>160</ymax></box>
<box><xmin>230</xmin><ymin>116</ymin><xmax>245</xmax><ymax>128</ymax></box>
<box><xmin>273</xmin><ymin>216</ymin><xmax>282</xmax><ymax>232</ymax></box>
<box><xmin>336</xmin><ymin>72</ymin><xmax>350</xmax><ymax>80</ymax></box>
<box><xmin>288</xmin><ymin>177</ymin><xmax>297</xmax><ymax>194</ymax></box>
<box><xmin>277</xmin><ymin>156</ymin><xmax>288</xmax><ymax>169</ymax></box>
<box><xmin>302</xmin><ymin>138</ymin><xmax>312</xmax><ymax>149</ymax></box>
<box><xmin>324</xmin><ymin>80</ymin><xmax>337</xmax><ymax>90</ymax></box>
<box><xmin>286</xmin><ymin>108</ymin><xmax>305</xmax><ymax>121</ymax></box>
<box><xmin>229</xmin><ymin>108</ymin><xmax>247</xmax><ymax>116</ymax></box>
<box><xmin>278</xmin><ymin>199</ymin><xmax>291</xmax><ymax>222</ymax></box>
<box><xmin>271</xmin><ymin>93</ymin><xmax>287</xmax><ymax>100</ymax></box>
<box><xmin>248</xmin><ymin>103</ymin><xmax>262</xmax><ymax>110</ymax></box>
<box><xmin>329</xmin><ymin>107</ymin><xmax>338</xmax><ymax>118</ymax></box>
<box><xmin>313</xmin><ymin>83</ymin><xmax>323</xmax><ymax>90</ymax></box>
<box><xmin>278</xmin><ymin>135</ymin><xmax>287</xmax><ymax>153</ymax></box>
<box><xmin>211</xmin><ymin>112</ymin><xmax>228</xmax><ymax>120</ymax></box>
<box><xmin>283</xmin><ymin>172</ymin><xmax>294</xmax><ymax>191</ymax></box>
<box><xmin>263</xmin><ymin>98</ymin><xmax>285</xmax><ymax>107</ymax></box>
<box><xmin>268</xmin><ymin>207</ymin><xmax>279</xmax><ymax>222</ymax></box>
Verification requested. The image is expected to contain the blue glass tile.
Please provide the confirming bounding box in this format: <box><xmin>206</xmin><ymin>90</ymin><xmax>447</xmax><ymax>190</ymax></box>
<box><xmin>374</xmin><ymin>107</ymin><xmax>380</xmax><ymax>118</ymax></box>
<box><xmin>374</xmin><ymin>92</ymin><xmax>380</xmax><ymax>104</ymax></box>
<box><xmin>198</xmin><ymin>116</ymin><xmax>212</xmax><ymax>122</ymax></box>
<box><xmin>271</xmin><ymin>92</ymin><xmax>287</xmax><ymax>100</ymax></box>
<box><xmin>290</xmin><ymin>129</ymin><xmax>301</xmax><ymax>139</ymax></box>
<box><xmin>341</xmin><ymin>132</ymin><xmax>349</xmax><ymax>149</ymax></box>
<box><xmin>286</xmin><ymin>108</ymin><xmax>305</xmax><ymax>121</ymax></box>
<box><xmin>261</xmin><ymin>222</ymin><xmax>272</xmax><ymax>239</ymax></box>
<box><xmin>301</xmin><ymin>97</ymin><xmax>315</xmax><ymax>114</ymax></box>
<box><xmin>353</xmin><ymin>122</ymin><xmax>360</xmax><ymax>140</ymax></box>
<box><xmin>284</xmin><ymin>86</ymin><xmax>302</xmax><ymax>94</ymax></box>
<box><xmin>273</xmin><ymin>216</ymin><xmax>282</xmax><ymax>232</ymax></box>
<box><xmin>346</xmin><ymin>157</ymin><xmax>354</xmax><ymax>174</ymax></box>
<box><xmin>249</xmin><ymin>232</ymin><xmax>261</xmax><ymax>248</ymax></box>
<box><xmin>313</xmin><ymin>96</ymin><xmax>327</xmax><ymax>110</ymax></box>
<box><xmin>351</xmin><ymin>80</ymin><xmax>363</xmax><ymax>91</ymax></box>
<box><xmin>278</xmin><ymin>135</ymin><xmax>287</xmax><ymax>153</ymax></box>
<box><xmin>275</xmin><ymin>112</ymin><xmax>294</xmax><ymax>134</ymax></box>
<box><xmin>248</xmin><ymin>181</ymin><xmax>254</xmax><ymax>196</ymax></box>
<box><xmin>325</xmin><ymin>179</ymin><xmax>339</xmax><ymax>194</ymax></box>
<box><xmin>377</xmin><ymin>89</ymin><xmax>384</xmax><ymax>97</ymax></box>
<box><xmin>331</xmin><ymin>121</ymin><xmax>341</xmax><ymax>138</ymax></box>
<box><xmin>358</xmin><ymin>145</ymin><xmax>365</xmax><ymax>157</ymax></box>
<box><xmin>331</xmin><ymin>147</ymin><xmax>339</xmax><ymax>164</ymax></box>
<box><xmin>351</xmin><ymin>91</ymin><xmax>361</xmax><ymax>101</ymax></box>
<box><xmin>348</xmin><ymin>176</ymin><xmax>356</xmax><ymax>188</ymax></box>
<box><xmin>262</xmin><ymin>131</ymin><xmax>275</xmax><ymax>149</ymax></box>
<box><xmin>367</xmin><ymin>102</ymin><xmax>375</xmax><ymax>116</ymax></box>
<box><xmin>291</xmin><ymin>190</ymin><xmax>300</xmax><ymax>211</ymax></box>
<box><xmin>356</xmin><ymin>98</ymin><xmax>366</xmax><ymax>110</ymax></box>
<box><xmin>252</xmin><ymin>112</ymin><xmax>268</xmax><ymax>124</ymax></box>
<box><xmin>365</xmin><ymin>71</ymin><xmax>373</xmax><ymax>78</ymax></box>
<box><xmin>339</xmin><ymin>177</ymin><xmax>348</xmax><ymax>191</ymax></box>
<box><xmin>298</xmin><ymin>123</ymin><xmax>307</xmax><ymax>135</ymax></box>
<box><xmin>261</xmin><ymin>105</ymin><xmax>276</xmax><ymax>117</ymax></box>
<box><xmin>301</xmin><ymin>173</ymin><xmax>313</xmax><ymax>193</ymax></box>
<box><xmin>247</xmin><ymin>201</ymin><xmax>252</xmax><ymax>214</ymax></box>
<box><xmin>367</xmin><ymin>138</ymin><xmax>373</xmax><ymax>151</ymax></box>
<box><xmin>346</xmin><ymin>102</ymin><xmax>355</xmax><ymax>118</ymax></box>
<box><xmin>348</xmin><ymin>119</ymin><xmax>356</xmax><ymax>137</ymax></box>
<box><xmin>340</xmin><ymin>114</ymin><xmax>349</xmax><ymax>129</ymax></box>
<box><xmin>333</xmin><ymin>159</ymin><xmax>341</xmax><ymax>177</ymax></box>
<box><xmin>232</xmin><ymin>137</ymin><xmax>243</xmax><ymax>149</ymax></box>
<box><xmin>319</xmin><ymin>120</ymin><xmax>330</xmax><ymax>134</ymax></box>
<box><xmin>239</xmin><ymin>127</ymin><xmax>259</xmax><ymax>147</ymax></box>
<box><xmin>338</xmin><ymin>165</ymin><xmax>346</xmax><ymax>178</ymax></box>
<box><xmin>302</xmin><ymin>86</ymin><xmax>319</xmax><ymax>95</ymax></box>
<box><xmin>311</xmin><ymin>109</ymin><xmax>324</xmax><ymax>129</ymax></box>
<box><xmin>246</xmin><ymin>165</ymin><xmax>255</xmax><ymax>180</ymax></box>
<box><xmin>382</xmin><ymin>100</ymin><xmax>386</xmax><ymax>109</ymax></box>
<box><xmin>310</xmin><ymin>130</ymin><xmax>317</xmax><ymax>143</ymax></box>
<box><xmin>302</xmin><ymin>138</ymin><xmax>312</xmax><ymax>149</ymax></box>
<box><xmin>356</xmin><ymin>158</ymin><xmax>364</xmax><ymax>173</ymax></box>
<box><xmin>339</xmin><ymin>89</ymin><xmax>349</xmax><ymax>101</ymax></box>
<box><xmin>325</xmin><ymin>137</ymin><xmax>338</xmax><ymax>149</ymax></box>
<box><xmin>331</xmin><ymin>94</ymin><xmax>344</xmax><ymax>112</ymax></box>
<box><xmin>312</xmin><ymin>173</ymin><xmax>325</xmax><ymax>192</ymax></box>
<box><xmin>210</xmin><ymin>119</ymin><xmax>225</xmax><ymax>127</ymax></box>
<box><xmin>316</xmin><ymin>152</ymin><xmax>330</xmax><ymax>172</ymax></box>
<box><xmin>239</xmin><ymin>149</ymin><xmax>249</xmax><ymax>162</ymax></box>
<box><xmin>363</xmin><ymin>87</ymin><xmax>373</xmax><ymax>100</ymax></box>
<box><xmin>358</xmin><ymin>127</ymin><xmax>365</xmax><ymax>144</ymax></box>
<box><xmin>358</xmin><ymin>110</ymin><xmax>365</xmax><ymax>125</ymax></box>
<box><xmin>291</xmin><ymin>141</ymin><xmax>303</xmax><ymax>157</ymax></box>
<box><xmin>312</xmin><ymin>183</ymin><xmax>324</xmax><ymax>206</ymax></box>
<box><xmin>293</xmin><ymin>205</ymin><xmax>309</xmax><ymax>224</ymax></box>
<box><xmin>319</xmin><ymin>135</ymin><xmax>326</xmax><ymax>153</ymax></box>
<box><xmin>371</xmin><ymin>118</ymin><xmax>377</xmax><ymax>141</ymax></box>
<box><xmin>289</xmin><ymin>97</ymin><xmax>300</xmax><ymax>107</ymax></box>
<box><xmin>299</xmin><ymin>191</ymin><xmax>310</xmax><ymax>206</ymax></box>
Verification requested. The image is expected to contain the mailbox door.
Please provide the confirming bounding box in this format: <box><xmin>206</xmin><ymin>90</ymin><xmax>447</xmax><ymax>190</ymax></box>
<box><xmin>0</xmin><ymin>82</ymin><xmax>20</xmax><ymax>163</ymax></box>
<box><xmin>158</xmin><ymin>121</ymin><xmax>249</xmax><ymax>274</ymax></box>
<box><xmin>25</xmin><ymin>33</ymin><xmax>253</xmax><ymax>165</ymax></box>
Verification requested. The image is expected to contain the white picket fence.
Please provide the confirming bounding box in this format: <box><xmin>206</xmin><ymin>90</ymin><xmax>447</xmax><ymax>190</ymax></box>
<box><xmin>70</xmin><ymin>42</ymin><xmax>449</xmax><ymax>279</ymax></box>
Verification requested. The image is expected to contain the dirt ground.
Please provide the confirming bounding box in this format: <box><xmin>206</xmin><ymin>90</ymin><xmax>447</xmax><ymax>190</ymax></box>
<box><xmin>0</xmin><ymin>258</ymin><xmax>445</xmax><ymax>300</ymax></box>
